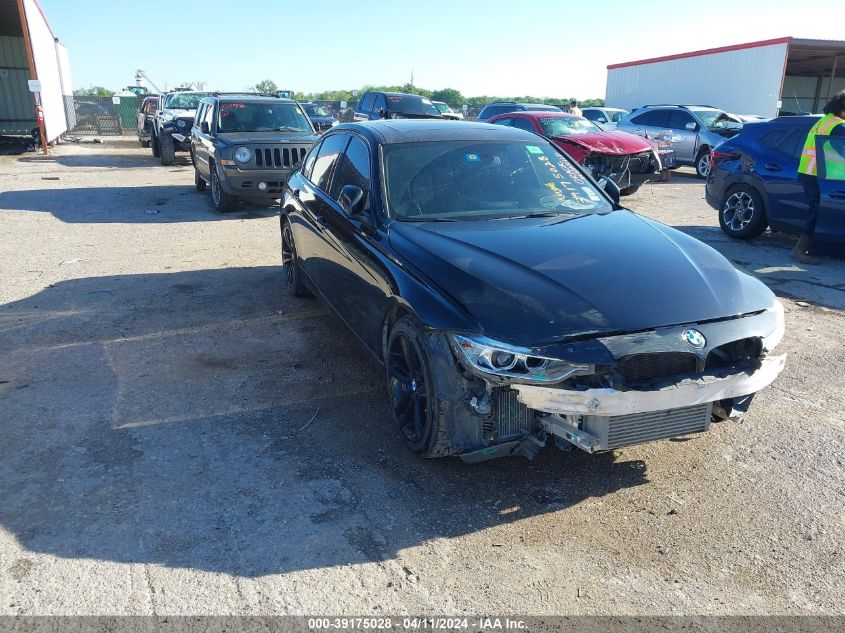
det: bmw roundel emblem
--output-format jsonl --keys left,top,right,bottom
{"left": 683, "top": 329, "right": 706, "bottom": 349}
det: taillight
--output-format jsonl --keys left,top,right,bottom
{"left": 711, "top": 149, "right": 739, "bottom": 166}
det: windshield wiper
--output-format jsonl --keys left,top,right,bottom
{"left": 398, "top": 217, "right": 461, "bottom": 222}
{"left": 274, "top": 126, "right": 304, "bottom": 131}
{"left": 487, "top": 211, "right": 561, "bottom": 220}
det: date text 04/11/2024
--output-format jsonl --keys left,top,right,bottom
{"left": 307, "top": 617, "right": 528, "bottom": 630}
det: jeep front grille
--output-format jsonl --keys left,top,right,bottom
{"left": 252, "top": 146, "right": 308, "bottom": 169}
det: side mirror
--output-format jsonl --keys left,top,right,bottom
{"left": 685, "top": 121, "right": 698, "bottom": 131}
{"left": 597, "top": 117, "right": 608, "bottom": 123}
{"left": 338, "top": 185, "right": 366, "bottom": 217}
{"left": 201, "top": 121, "right": 210, "bottom": 134}
{"left": 597, "top": 177, "right": 620, "bottom": 205}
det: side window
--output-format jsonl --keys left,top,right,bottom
{"left": 668, "top": 110, "right": 695, "bottom": 130}
{"left": 310, "top": 134, "right": 350, "bottom": 192}
{"left": 372, "top": 94, "right": 388, "bottom": 116}
{"left": 631, "top": 110, "right": 669, "bottom": 127}
{"left": 301, "top": 140, "right": 323, "bottom": 180}
{"left": 512, "top": 118, "right": 537, "bottom": 132}
{"left": 358, "top": 93, "right": 375, "bottom": 113}
{"left": 491, "top": 118, "right": 513, "bottom": 126}
{"left": 194, "top": 104, "right": 204, "bottom": 125}
{"left": 760, "top": 128, "right": 804, "bottom": 160}
{"left": 202, "top": 102, "right": 214, "bottom": 129}
{"left": 582, "top": 110, "right": 598, "bottom": 121}
{"left": 782, "top": 129, "right": 805, "bottom": 160}
{"left": 330, "top": 136, "right": 371, "bottom": 209}
{"left": 144, "top": 99, "right": 157, "bottom": 115}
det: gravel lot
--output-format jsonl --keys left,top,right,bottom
{"left": 1, "top": 140, "right": 843, "bottom": 616}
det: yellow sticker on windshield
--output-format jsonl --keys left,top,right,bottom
{"left": 526, "top": 145, "right": 544, "bottom": 154}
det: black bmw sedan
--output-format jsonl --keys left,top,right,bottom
{"left": 280, "top": 120, "right": 786, "bottom": 462}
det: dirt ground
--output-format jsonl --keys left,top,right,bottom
{"left": 1, "top": 140, "right": 843, "bottom": 616}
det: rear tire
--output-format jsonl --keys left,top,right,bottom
{"left": 139, "top": 138, "right": 150, "bottom": 148}
{"left": 620, "top": 185, "right": 640, "bottom": 196}
{"left": 695, "top": 148, "right": 712, "bottom": 179}
{"left": 159, "top": 133, "right": 175, "bottom": 166}
{"left": 281, "top": 219, "right": 309, "bottom": 297}
{"left": 718, "top": 184, "right": 767, "bottom": 240}
{"left": 151, "top": 133, "right": 160, "bottom": 158}
{"left": 210, "top": 163, "right": 236, "bottom": 212}
{"left": 194, "top": 167, "right": 207, "bottom": 192}
{"left": 386, "top": 317, "right": 451, "bottom": 458}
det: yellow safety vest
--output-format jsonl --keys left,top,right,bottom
{"left": 798, "top": 114, "right": 845, "bottom": 176}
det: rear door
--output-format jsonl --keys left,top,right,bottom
{"left": 667, "top": 110, "right": 698, "bottom": 164}
{"left": 754, "top": 125, "right": 808, "bottom": 231}
{"left": 815, "top": 135, "right": 845, "bottom": 253}
{"left": 625, "top": 109, "right": 670, "bottom": 142}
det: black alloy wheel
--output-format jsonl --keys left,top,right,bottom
{"left": 281, "top": 220, "right": 308, "bottom": 296}
{"left": 387, "top": 323, "right": 433, "bottom": 453}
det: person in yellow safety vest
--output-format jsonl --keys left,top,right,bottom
{"left": 793, "top": 90, "right": 845, "bottom": 264}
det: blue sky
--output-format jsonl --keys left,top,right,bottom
{"left": 40, "top": 0, "right": 836, "bottom": 98}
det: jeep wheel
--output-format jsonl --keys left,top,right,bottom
{"left": 159, "top": 134, "right": 176, "bottom": 166}
{"left": 194, "top": 167, "right": 207, "bottom": 192}
{"left": 695, "top": 148, "right": 712, "bottom": 179}
{"left": 620, "top": 185, "right": 640, "bottom": 196}
{"left": 210, "top": 163, "right": 236, "bottom": 212}
{"left": 139, "top": 138, "right": 150, "bottom": 148}
{"left": 151, "top": 134, "right": 160, "bottom": 158}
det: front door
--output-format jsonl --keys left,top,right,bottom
{"left": 815, "top": 135, "right": 845, "bottom": 255}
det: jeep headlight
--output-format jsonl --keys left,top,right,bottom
{"left": 234, "top": 147, "right": 251, "bottom": 164}
{"left": 763, "top": 300, "right": 785, "bottom": 350}
{"left": 451, "top": 334, "right": 593, "bottom": 384}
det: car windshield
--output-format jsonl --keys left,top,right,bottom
{"left": 163, "top": 92, "right": 210, "bottom": 109}
{"left": 217, "top": 102, "right": 312, "bottom": 132}
{"left": 304, "top": 104, "right": 330, "bottom": 117}
{"left": 434, "top": 103, "right": 452, "bottom": 114}
{"left": 538, "top": 116, "right": 601, "bottom": 137}
{"left": 384, "top": 140, "right": 612, "bottom": 221}
{"left": 611, "top": 110, "right": 628, "bottom": 122}
{"left": 694, "top": 109, "right": 731, "bottom": 128}
{"left": 389, "top": 95, "right": 441, "bottom": 116}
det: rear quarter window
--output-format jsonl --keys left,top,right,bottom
{"left": 631, "top": 110, "right": 670, "bottom": 127}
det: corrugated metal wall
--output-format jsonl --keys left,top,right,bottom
{"left": 0, "top": 35, "right": 34, "bottom": 135}
{"left": 606, "top": 42, "right": 789, "bottom": 118}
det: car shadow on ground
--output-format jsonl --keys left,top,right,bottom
{"left": 0, "top": 185, "right": 277, "bottom": 223}
{"left": 671, "top": 225, "right": 845, "bottom": 310}
{"left": 18, "top": 153, "right": 177, "bottom": 169}
{"left": 0, "top": 266, "right": 648, "bottom": 577}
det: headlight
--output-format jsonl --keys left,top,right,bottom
{"left": 763, "top": 300, "right": 785, "bottom": 350}
{"left": 234, "top": 147, "right": 251, "bottom": 164}
{"left": 451, "top": 334, "right": 593, "bottom": 384}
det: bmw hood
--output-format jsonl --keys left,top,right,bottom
{"left": 388, "top": 211, "right": 775, "bottom": 345}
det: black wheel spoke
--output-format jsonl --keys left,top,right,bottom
{"left": 387, "top": 327, "right": 432, "bottom": 448}
{"left": 413, "top": 398, "right": 424, "bottom": 437}
{"left": 388, "top": 364, "right": 411, "bottom": 383}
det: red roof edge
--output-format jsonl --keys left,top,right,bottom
{"left": 607, "top": 37, "right": 793, "bottom": 70}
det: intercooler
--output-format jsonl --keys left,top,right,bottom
{"left": 489, "top": 389, "right": 534, "bottom": 441}
{"left": 585, "top": 402, "right": 712, "bottom": 450}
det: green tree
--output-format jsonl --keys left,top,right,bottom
{"left": 430, "top": 88, "right": 464, "bottom": 105}
{"left": 73, "top": 86, "right": 114, "bottom": 97}
{"left": 253, "top": 79, "right": 279, "bottom": 95}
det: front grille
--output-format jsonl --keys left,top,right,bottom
{"left": 616, "top": 352, "right": 698, "bottom": 384}
{"left": 586, "top": 151, "right": 655, "bottom": 175}
{"left": 252, "top": 145, "right": 309, "bottom": 169}
{"left": 492, "top": 389, "right": 534, "bottom": 440}
{"left": 605, "top": 403, "right": 711, "bottom": 449}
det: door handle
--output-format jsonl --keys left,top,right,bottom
{"left": 764, "top": 163, "right": 782, "bottom": 171}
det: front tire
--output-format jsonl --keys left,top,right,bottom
{"left": 159, "top": 133, "right": 175, "bottom": 166}
{"left": 210, "top": 163, "right": 236, "bottom": 212}
{"left": 281, "top": 219, "right": 309, "bottom": 297}
{"left": 194, "top": 167, "right": 206, "bottom": 192}
{"left": 139, "top": 138, "right": 151, "bottom": 148}
{"left": 695, "top": 148, "right": 712, "bottom": 178}
{"left": 620, "top": 185, "right": 640, "bottom": 196}
{"left": 719, "top": 185, "right": 767, "bottom": 239}
{"left": 386, "top": 317, "right": 450, "bottom": 458}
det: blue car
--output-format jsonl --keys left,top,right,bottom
{"left": 705, "top": 115, "right": 845, "bottom": 253}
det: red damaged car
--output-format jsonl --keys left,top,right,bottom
{"left": 487, "top": 111, "right": 672, "bottom": 195}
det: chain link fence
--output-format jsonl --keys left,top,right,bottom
{"left": 63, "top": 95, "right": 140, "bottom": 136}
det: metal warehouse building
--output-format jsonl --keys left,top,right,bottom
{"left": 606, "top": 37, "right": 845, "bottom": 118}
{"left": 0, "top": 0, "right": 70, "bottom": 143}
